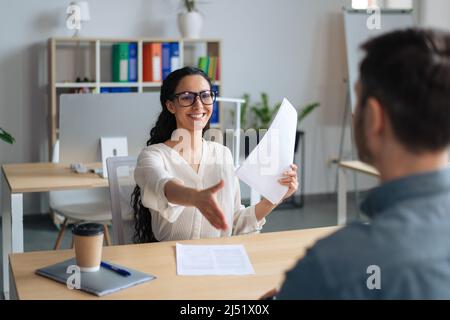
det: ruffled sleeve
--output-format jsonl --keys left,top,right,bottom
{"left": 134, "top": 146, "right": 185, "bottom": 223}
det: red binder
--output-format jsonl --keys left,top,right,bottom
{"left": 143, "top": 43, "right": 162, "bottom": 82}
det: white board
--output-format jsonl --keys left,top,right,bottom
{"left": 344, "top": 9, "right": 414, "bottom": 111}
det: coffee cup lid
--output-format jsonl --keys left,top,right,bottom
{"left": 72, "top": 223, "right": 104, "bottom": 236}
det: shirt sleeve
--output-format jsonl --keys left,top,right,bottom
{"left": 134, "top": 147, "right": 185, "bottom": 223}
{"left": 231, "top": 174, "right": 266, "bottom": 236}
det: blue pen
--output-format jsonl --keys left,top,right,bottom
{"left": 101, "top": 261, "right": 131, "bottom": 277}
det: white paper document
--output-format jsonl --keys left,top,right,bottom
{"left": 176, "top": 243, "right": 255, "bottom": 276}
{"left": 235, "top": 98, "right": 298, "bottom": 204}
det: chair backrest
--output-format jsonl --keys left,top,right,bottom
{"left": 106, "top": 156, "right": 138, "bottom": 245}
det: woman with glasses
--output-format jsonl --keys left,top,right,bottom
{"left": 132, "top": 67, "right": 298, "bottom": 243}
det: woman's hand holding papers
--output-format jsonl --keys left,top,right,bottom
{"left": 279, "top": 164, "right": 299, "bottom": 200}
{"left": 255, "top": 164, "right": 299, "bottom": 222}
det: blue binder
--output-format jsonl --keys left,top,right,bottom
{"left": 170, "top": 42, "right": 180, "bottom": 72}
{"left": 162, "top": 43, "right": 171, "bottom": 80}
{"left": 128, "top": 43, "right": 138, "bottom": 82}
{"left": 211, "top": 85, "right": 220, "bottom": 125}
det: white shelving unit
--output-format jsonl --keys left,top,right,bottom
{"left": 48, "top": 37, "right": 222, "bottom": 158}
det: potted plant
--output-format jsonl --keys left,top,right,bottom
{"left": 232, "top": 93, "right": 320, "bottom": 157}
{"left": 250, "top": 92, "right": 281, "bottom": 131}
{"left": 0, "top": 127, "right": 14, "bottom": 144}
{"left": 238, "top": 92, "right": 281, "bottom": 157}
{"left": 178, "top": 0, "right": 203, "bottom": 39}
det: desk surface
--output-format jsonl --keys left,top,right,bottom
{"left": 338, "top": 160, "right": 379, "bottom": 177}
{"left": 10, "top": 227, "right": 339, "bottom": 300}
{"left": 2, "top": 162, "right": 107, "bottom": 193}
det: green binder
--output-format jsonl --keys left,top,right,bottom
{"left": 198, "top": 56, "right": 209, "bottom": 74}
{"left": 112, "top": 43, "right": 129, "bottom": 82}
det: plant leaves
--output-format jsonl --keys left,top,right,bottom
{"left": 298, "top": 102, "right": 320, "bottom": 123}
{"left": 0, "top": 127, "right": 15, "bottom": 144}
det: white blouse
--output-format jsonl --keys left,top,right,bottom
{"left": 134, "top": 140, "right": 266, "bottom": 241}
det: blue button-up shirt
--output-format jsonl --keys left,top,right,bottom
{"left": 278, "top": 168, "right": 450, "bottom": 299}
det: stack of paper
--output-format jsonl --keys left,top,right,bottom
{"left": 236, "top": 98, "right": 298, "bottom": 204}
{"left": 176, "top": 243, "right": 255, "bottom": 276}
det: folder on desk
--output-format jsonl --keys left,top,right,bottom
{"left": 36, "top": 258, "right": 156, "bottom": 297}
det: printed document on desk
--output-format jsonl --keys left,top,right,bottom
{"left": 176, "top": 243, "right": 255, "bottom": 276}
{"left": 235, "top": 98, "right": 298, "bottom": 204}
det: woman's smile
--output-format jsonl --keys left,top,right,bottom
{"left": 187, "top": 112, "right": 206, "bottom": 120}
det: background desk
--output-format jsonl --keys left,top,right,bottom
{"left": 337, "top": 161, "right": 379, "bottom": 225}
{"left": 10, "top": 227, "right": 338, "bottom": 300}
{"left": 2, "top": 162, "right": 107, "bottom": 299}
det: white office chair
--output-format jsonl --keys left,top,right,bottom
{"left": 50, "top": 140, "right": 112, "bottom": 249}
{"left": 106, "top": 156, "right": 138, "bottom": 245}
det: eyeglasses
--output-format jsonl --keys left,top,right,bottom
{"left": 172, "top": 90, "right": 217, "bottom": 107}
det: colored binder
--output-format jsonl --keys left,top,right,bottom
{"left": 128, "top": 43, "right": 138, "bottom": 82}
{"left": 208, "top": 56, "right": 217, "bottom": 80}
{"left": 143, "top": 43, "right": 162, "bottom": 82}
{"left": 211, "top": 85, "right": 220, "bottom": 125}
{"left": 170, "top": 42, "right": 180, "bottom": 72}
{"left": 112, "top": 43, "right": 129, "bottom": 82}
{"left": 162, "top": 43, "right": 171, "bottom": 80}
{"left": 198, "top": 56, "right": 209, "bottom": 75}
{"left": 101, "top": 88, "right": 133, "bottom": 93}
{"left": 215, "top": 57, "right": 220, "bottom": 81}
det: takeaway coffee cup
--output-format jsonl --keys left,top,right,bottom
{"left": 72, "top": 223, "right": 104, "bottom": 272}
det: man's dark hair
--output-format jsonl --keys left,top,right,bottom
{"left": 359, "top": 29, "right": 450, "bottom": 152}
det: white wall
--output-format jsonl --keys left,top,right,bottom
{"left": 9, "top": 0, "right": 443, "bottom": 214}
{"left": 418, "top": 0, "right": 450, "bottom": 30}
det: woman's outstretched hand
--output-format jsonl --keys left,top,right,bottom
{"left": 193, "top": 180, "right": 228, "bottom": 230}
{"left": 279, "top": 164, "right": 299, "bottom": 200}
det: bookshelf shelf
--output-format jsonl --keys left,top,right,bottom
{"left": 48, "top": 37, "right": 222, "bottom": 158}
{"left": 100, "top": 82, "right": 139, "bottom": 87}
{"left": 55, "top": 82, "right": 97, "bottom": 88}
{"left": 142, "top": 82, "right": 162, "bottom": 87}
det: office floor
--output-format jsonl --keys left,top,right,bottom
{"left": 0, "top": 193, "right": 362, "bottom": 300}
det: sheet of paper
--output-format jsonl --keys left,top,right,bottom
{"left": 235, "top": 98, "right": 298, "bottom": 204}
{"left": 176, "top": 243, "right": 255, "bottom": 276}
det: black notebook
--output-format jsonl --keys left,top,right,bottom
{"left": 36, "top": 258, "right": 156, "bottom": 297}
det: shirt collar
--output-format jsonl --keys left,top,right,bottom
{"left": 361, "top": 168, "right": 450, "bottom": 218}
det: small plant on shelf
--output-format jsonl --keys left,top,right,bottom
{"left": 182, "top": 0, "right": 197, "bottom": 12}
{"left": 178, "top": 0, "right": 204, "bottom": 38}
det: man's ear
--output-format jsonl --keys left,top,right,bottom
{"left": 166, "top": 100, "right": 176, "bottom": 114}
{"left": 366, "top": 97, "right": 385, "bottom": 136}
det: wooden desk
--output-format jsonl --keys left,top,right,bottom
{"left": 337, "top": 161, "right": 379, "bottom": 225}
{"left": 10, "top": 227, "right": 339, "bottom": 300}
{"left": 2, "top": 162, "right": 107, "bottom": 299}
